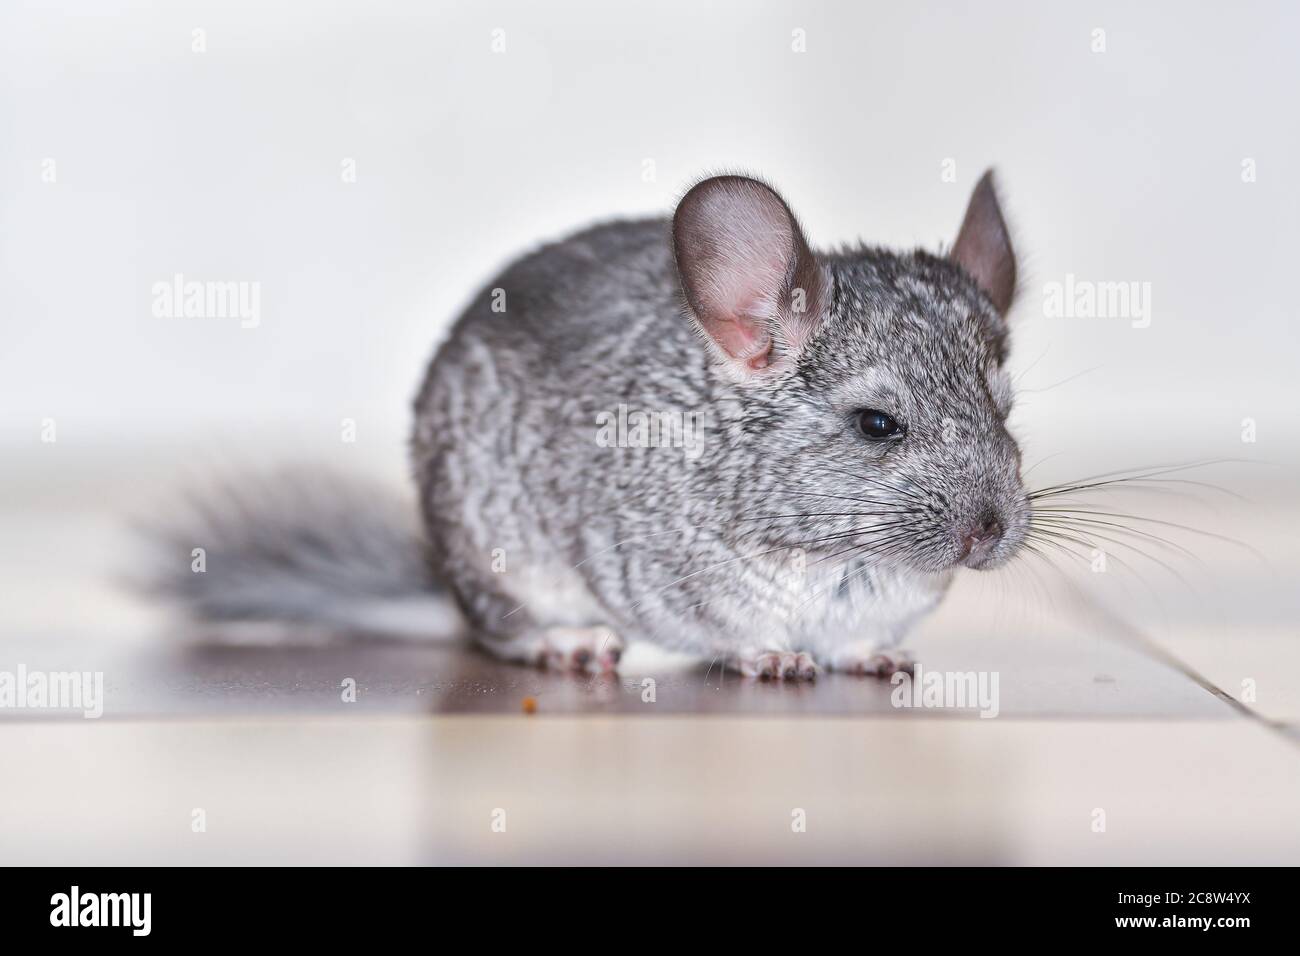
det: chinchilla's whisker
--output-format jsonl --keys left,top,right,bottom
{"left": 1020, "top": 451, "right": 1066, "bottom": 481}
{"left": 746, "top": 516, "right": 917, "bottom": 538}
{"left": 1025, "top": 526, "right": 1090, "bottom": 549}
{"left": 854, "top": 535, "right": 918, "bottom": 569}
{"left": 1032, "top": 513, "right": 1203, "bottom": 563}
{"left": 1027, "top": 460, "right": 1227, "bottom": 496}
{"left": 1020, "top": 537, "right": 1078, "bottom": 571}
{"left": 731, "top": 513, "right": 918, "bottom": 554}
{"left": 1033, "top": 519, "right": 1201, "bottom": 583}
{"left": 738, "top": 515, "right": 909, "bottom": 522}
{"left": 1015, "top": 539, "right": 1059, "bottom": 577}
{"left": 1011, "top": 543, "right": 1077, "bottom": 615}
{"left": 1026, "top": 526, "right": 1191, "bottom": 603}
{"left": 847, "top": 527, "right": 928, "bottom": 566}
{"left": 820, "top": 467, "right": 930, "bottom": 506}
{"left": 734, "top": 509, "right": 919, "bottom": 523}
{"left": 630, "top": 544, "right": 803, "bottom": 609}
{"left": 746, "top": 523, "right": 916, "bottom": 564}
{"left": 1022, "top": 529, "right": 1092, "bottom": 564}
{"left": 1032, "top": 525, "right": 1199, "bottom": 580}
{"left": 1015, "top": 539, "right": 1067, "bottom": 580}
{"left": 998, "top": 556, "right": 1028, "bottom": 624}
{"left": 780, "top": 489, "right": 923, "bottom": 509}
{"left": 1117, "top": 477, "right": 1251, "bottom": 501}
{"left": 1014, "top": 364, "right": 1103, "bottom": 395}
{"left": 569, "top": 527, "right": 695, "bottom": 568}
{"left": 702, "top": 653, "right": 723, "bottom": 685}
{"left": 1010, "top": 344, "right": 1051, "bottom": 385}
{"left": 1031, "top": 506, "right": 1262, "bottom": 557}
{"left": 829, "top": 521, "right": 922, "bottom": 554}
{"left": 804, "top": 527, "right": 917, "bottom": 571}
{"left": 1031, "top": 477, "right": 1247, "bottom": 504}
{"left": 1027, "top": 459, "right": 1245, "bottom": 500}
{"left": 1034, "top": 522, "right": 1206, "bottom": 574}
{"left": 789, "top": 524, "right": 919, "bottom": 566}
{"left": 1001, "top": 547, "right": 1057, "bottom": 619}
{"left": 1026, "top": 527, "right": 1174, "bottom": 588}
{"left": 740, "top": 502, "right": 920, "bottom": 517}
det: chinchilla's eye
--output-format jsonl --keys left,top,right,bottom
{"left": 856, "top": 409, "right": 904, "bottom": 440}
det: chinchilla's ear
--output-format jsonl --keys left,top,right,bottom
{"left": 672, "top": 175, "right": 828, "bottom": 379}
{"left": 951, "top": 170, "right": 1017, "bottom": 316}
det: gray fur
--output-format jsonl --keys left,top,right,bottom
{"left": 156, "top": 173, "right": 1029, "bottom": 672}
{"left": 143, "top": 470, "right": 459, "bottom": 642}
{"left": 411, "top": 173, "right": 1028, "bottom": 670}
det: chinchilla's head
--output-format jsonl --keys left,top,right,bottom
{"left": 672, "top": 171, "right": 1028, "bottom": 573}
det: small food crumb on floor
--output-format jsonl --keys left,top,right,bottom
{"left": 521, "top": 696, "right": 537, "bottom": 714}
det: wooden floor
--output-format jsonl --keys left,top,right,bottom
{"left": 2, "top": 474, "right": 1298, "bottom": 864}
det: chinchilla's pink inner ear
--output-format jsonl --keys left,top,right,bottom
{"left": 950, "top": 170, "right": 1017, "bottom": 316}
{"left": 672, "top": 175, "right": 828, "bottom": 377}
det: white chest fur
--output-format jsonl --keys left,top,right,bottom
{"left": 723, "top": 554, "right": 953, "bottom": 657}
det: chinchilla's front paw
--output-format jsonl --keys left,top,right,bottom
{"left": 736, "top": 650, "right": 819, "bottom": 682}
{"left": 830, "top": 644, "right": 914, "bottom": 678}
{"left": 535, "top": 626, "right": 624, "bottom": 674}
{"left": 479, "top": 625, "right": 624, "bottom": 674}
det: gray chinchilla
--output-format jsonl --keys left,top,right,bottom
{"left": 154, "top": 171, "right": 1028, "bottom": 680}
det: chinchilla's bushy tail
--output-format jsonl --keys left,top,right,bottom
{"left": 137, "top": 469, "right": 463, "bottom": 643}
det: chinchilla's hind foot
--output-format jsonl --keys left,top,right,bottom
{"left": 829, "top": 644, "right": 914, "bottom": 678}
{"left": 477, "top": 626, "right": 624, "bottom": 675}
{"left": 735, "top": 650, "right": 820, "bottom": 682}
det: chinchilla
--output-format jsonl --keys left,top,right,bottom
{"left": 152, "top": 171, "right": 1029, "bottom": 679}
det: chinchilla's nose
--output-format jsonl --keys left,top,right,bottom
{"left": 957, "top": 513, "right": 1003, "bottom": 566}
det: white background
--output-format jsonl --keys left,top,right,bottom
{"left": 2, "top": 0, "right": 1297, "bottom": 484}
